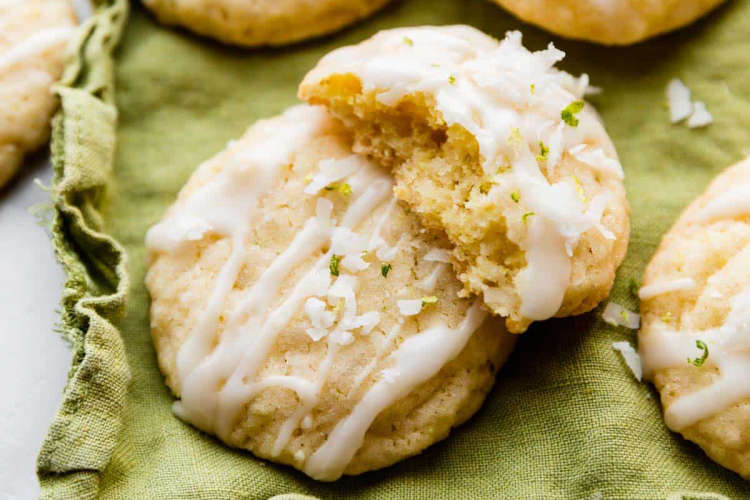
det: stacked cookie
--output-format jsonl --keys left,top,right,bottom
{"left": 140, "top": 0, "right": 726, "bottom": 47}
{"left": 3, "top": 0, "right": 726, "bottom": 187}
{"left": 0, "top": 0, "right": 77, "bottom": 189}
{"left": 145, "top": 26, "right": 631, "bottom": 480}
{"left": 639, "top": 157, "right": 750, "bottom": 479}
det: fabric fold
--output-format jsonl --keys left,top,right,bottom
{"left": 37, "top": 2, "right": 130, "bottom": 499}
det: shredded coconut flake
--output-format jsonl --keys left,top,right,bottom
{"left": 305, "top": 155, "right": 364, "bottom": 194}
{"left": 612, "top": 341, "right": 643, "bottom": 382}
{"left": 305, "top": 327, "right": 329, "bottom": 342}
{"left": 687, "top": 101, "right": 713, "bottom": 128}
{"left": 330, "top": 330, "right": 355, "bottom": 345}
{"left": 424, "top": 248, "right": 452, "bottom": 263}
{"left": 666, "top": 78, "right": 692, "bottom": 123}
{"left": 397, "top": 299, "right": 423, "bottom": 316}
{"left": 304, "top": 297, "right": 336, "bottom": 341}
{"left": 351, "top": 311, "right": 380, "bottom": 333}
{"left": 341, "top": 254, "right": 369, "bottom": 272}
{"left": 602, "top": 302, "right": 640, "bottom": 329}
{"left": 569, "top": 144, "right": 624, "bottom": 179}
{"left": 667, "top": 79, "right": 713, "bottom": 128}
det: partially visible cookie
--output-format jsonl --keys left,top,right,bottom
{"left": 489, "top": 0, "right": 725, "bottom": 45}
{"left": 639, "top": 157, "right": 750, "bottom": 479}
{"left": 145, "top": 105, "right": 516, "bottom": 481}
{"left": 141, "top": 0, "right": 392, "bottom": 47}
{"left": 0, "top": 0, "right": 77, "bottom": 188}
{"left": 299, "top": 26, "right": 630, "bottom": 333}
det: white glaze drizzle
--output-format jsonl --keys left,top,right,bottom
{"left": 302, "top": 27, "right": 622, "bottom": 322}
{"left": 420, "top": 263, "right": 447, "bottom": 293}
{"left": 694, "top": 184, "right": 750, "bottom": 222}
{"left": 147, "top": 105, "right": 489, "bottom": 480}
{"left": 638, "top": 278, "right": 696, "bottom": 300}
{"left": 640, "top": 289, "right": 750, "bottom": 430}
{"left": 346, "top": 320, "right": 404, "bottom": 399}
{"left": 303, "top": 301, "right": 486, "bottom": 480}
{"left": 180, "top": 172, "right": 392, "bottom": 440}
{"left": 637, "top": 175, "right": 750, "bottom": 429}
{"left": 0, "top": 26, "right": 74, "bottom": 74}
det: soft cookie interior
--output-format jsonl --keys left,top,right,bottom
{"left": 300, "top": 26, "right": 629, "bottom": 333}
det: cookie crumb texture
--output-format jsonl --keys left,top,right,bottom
{"left": 0, "top": 0, "right": 77, "bottom": 188}
{"left": 146, "top": 105, "right": 516, "bottom": 481}
{"left": 142, "top": 0, "right": 392, "bottom": 47}
{"left": 639, "top": 157, "right": 750, "bottom": 479}
{"left": 490, "top": 0, "right": 725, "bottom": 45}
{"left": 300, "top": 26, "right": 629, "bottom": 333}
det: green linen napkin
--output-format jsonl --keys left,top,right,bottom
{"left": 37, "top": 0, "right": 750, "bottom": 498}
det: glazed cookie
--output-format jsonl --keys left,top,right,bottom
{"left": 299, "top": 26, "right": 629, "bottom": 333}
{"left": 145, "top": 105, "right": 516, "bottom": 481}
{"left": 0, "top": 0, "right": 77, "bottom": 188}
{"left": 638, "top": 157, "right": 750, "bottom": 479}
{"left": 489, "top": 0, "right": 725, "bottom": 45}
{"left": 141, "top": 0, "right": 392, "bottom": 47}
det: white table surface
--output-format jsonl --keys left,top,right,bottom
{"left": 0, "top": 2, "right": 92, "bottom": 498}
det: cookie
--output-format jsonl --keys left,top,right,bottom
{"left": 145, "top": 105, "right": 516, "bottom": 481}
{"left": 638, "top": 156, "right": 750, "bottom": 479}
{"left": 141, "top": 0, "right": 392, "bottom": 47}
{"left": 489, "top": 0, "right": 725, "bottom": 45}
{"left": 0, "top": 0, "right": 77, "bottom": 188}
{"left": 299, "top": 26, "right": 630, "bottom": 333}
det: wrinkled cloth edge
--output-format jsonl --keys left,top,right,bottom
{"left": 36, "top": 1, "right": 130, "bottom": 499}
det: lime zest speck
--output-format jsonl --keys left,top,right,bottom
{"left": 421, "top": 296, "right": 438, "bottom": 306}
{"left": 324, "top": 183, "right": 352, "bottom": 195}
{"left": 536, "top": 141, "right": 549, "bottom": 163}
{"left": 381, "top": 263, "right": 392, "bottom": 277}
{"left": 561, "top": 100, "right": 585, "bottom": 127}
{"left": 329, "top": 254, "right": 341, "bottom": 276}
{"left": 573, "top": 175, "right": 587, "bottom": 202}
{"left": 688, "top": 340, "right": 708, "bottom": 367}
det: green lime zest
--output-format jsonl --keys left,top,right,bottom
{"left": 561, "top": 100, "right": 585, "bottom": 127}
{"left": 536, "top": 141, "right": 549, "bottom": 163}
{"left": 688, "top": 340, "right": 709, "bottom": 367}
{"left": 381, "top": 263, "right": 392, "bottom": 277}
{"left": 329, "top": 254, "right": 341, "bottom": 276}
{"left": 421, "top": 296, "right": 438, "bottom": 306}
{"left": 324, "top": 183, "right": 352, "bottom": 195}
